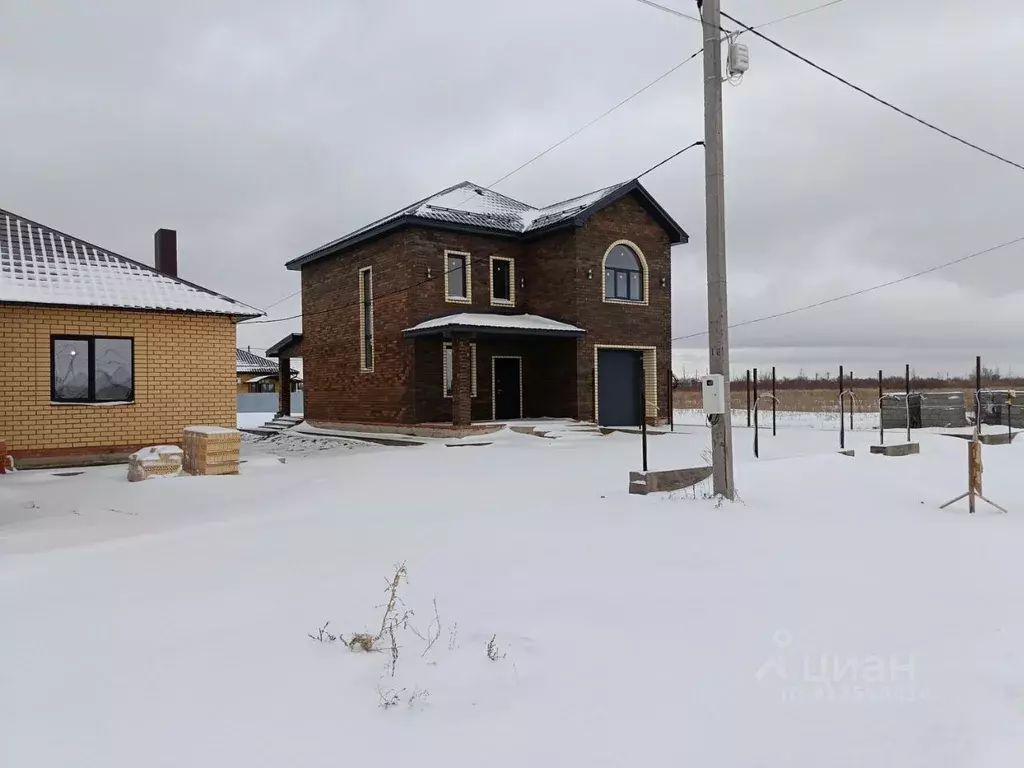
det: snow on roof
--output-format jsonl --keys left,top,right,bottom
{"left": 235, "top": 348, "right": 295, "bottom": 375}
{"left": 295, "top": 181, "right": 631, "bottom": 264}
{"left": 0, "top": 209, "right": 261, "bottom": 317}
{"left": 404, "top": 312, "right": 585, "bottom": 337}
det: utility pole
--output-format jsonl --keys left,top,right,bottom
{"left": 702, "top": 0, "right": 735, "bottom": 499}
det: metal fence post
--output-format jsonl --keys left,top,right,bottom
{"left": 839, "top": 364, "right": 845, "bottom": 450}
{"left": 746, "top": 369, "right": 751, "bottom": 428}
{"left": 772, "top": 366, "right": 777, "bottom": 437}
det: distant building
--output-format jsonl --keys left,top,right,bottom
{"left": 236, "top": 348, "right": 299, "bottom": 394}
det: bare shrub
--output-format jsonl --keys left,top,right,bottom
{"left": 308, "top": 621, "right": 338, "bottom": 643}
{"left": 486, "top": 634, "right": 505, "bottom": 661}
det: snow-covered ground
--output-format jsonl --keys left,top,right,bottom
{"left": 3, "top": 424, "right": 1024, "bottom": 766}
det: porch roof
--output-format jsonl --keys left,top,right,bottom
{"left": 403, "top": 312, "right": 585, "bottom": 338}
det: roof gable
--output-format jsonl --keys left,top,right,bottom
{"left": 0, "top": 208, "right": 261, "bottom": 318}
{"left": 287, "top": 179, "right": 688, "bottom": 269}
{"left": 236, "top": 347, "right": 296, "bottom": 375}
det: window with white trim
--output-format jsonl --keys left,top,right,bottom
{"left": 443, "top": 341, "right": 477, "bottom": 397}
{"left": 604, "top": 244, "right": 645, "bottom": 302}
{"left": 490, "top": 256, "right": 514, "bottom": 305}
{"left": 359, "top": 266, "right": 374, "bottom": 371}
{"left": 444, "top": 250, "right": 471, "bottom": 302}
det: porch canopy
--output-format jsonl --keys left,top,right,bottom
{"left": 402, "top": 312, "right": 584, "bottom": 339}
{"left": 265, "top": 333, "right": 303, "bottom": 416}
{"left": 404, "top": 313, "right": 584, "bottom": 427}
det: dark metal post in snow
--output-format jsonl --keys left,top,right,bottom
{"left": 1008, "top": 394, "right": 1013, "bottom": 442}
{"left": 667, "top": 367, "right": 674, "bottom": 433}
{"left": 905, "top": 363, "right": 912, "bottom": 443}
{"left": 639, "top": 361, "right": 648, "bottom": 472}
{"left": 839, "top": 365, "right": 845, "bottom": 450}
{"left": 976, "top": 355, "right": 983, "bottom": 434}
{"left": 746, "top": 369, "right": 751, "bottom": 427}
{"left": 753, "top": 368, "right": 758, "bottom": 426}
{"left": 849, "top": 369, "right": 855, "bottom": 430}
{"left": 878, "top": 369, "right": 884, "bottom": 445}
{"left": 772, "top": 366, "right": 777, "bottom": 437}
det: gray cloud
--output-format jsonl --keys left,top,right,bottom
{"left": 2, "top": 0, "right": 1022, "bottom": 376}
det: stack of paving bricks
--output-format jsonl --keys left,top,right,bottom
{"left": 127, "top": 445, "right": 184, "bottom": 482}
{"left": 183, "top": 426, "right": 241, "bottom": 476}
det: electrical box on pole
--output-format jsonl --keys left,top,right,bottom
{"left": 702, "top": 374, "right": 726, "bottom": 414}
{"left": 727, "top": 40, "right": 749, "bottom": 78}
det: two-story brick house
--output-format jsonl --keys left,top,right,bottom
{"left": 278, "top": 178, "right": 687, "bottom": 428}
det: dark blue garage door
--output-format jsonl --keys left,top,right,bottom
{"left": 597, "top": 349, "right": 643, "bottom": 426}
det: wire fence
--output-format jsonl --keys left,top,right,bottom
{"left": 672, "top": 359, "right": 1024, "bottom": 435}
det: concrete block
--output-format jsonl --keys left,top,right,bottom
{"left": 979, "top": 432, "right": 1016, "bottom": 446}
{"left": 629, "top": 466, "right": 713, "bottom": 495}
{"left": 870, "top": 443, "right": 920, "bottom": 457}
{"left": 127, "top": 445, "right": 184, "bottom": 482}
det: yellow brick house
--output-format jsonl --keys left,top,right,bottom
{"left": 0, "top": 208, "right": 260, "bottom": 467}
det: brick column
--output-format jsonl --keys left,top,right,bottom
{"left": 277, "top": 357, "right": 291, "bottom": 417}
{"left": 451, "top": 335, "right": 472, "bottom": 427}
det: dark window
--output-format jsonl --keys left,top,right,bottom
{"left": 52, "top": 336, "right": 134, "bottom": 403}
{"left": 248, "top": 380, "right": 276, "bottom": 393}
{"left": 446, "top": 252, "right": 468, "bottom": 299}
{"left": 604, "top": 244, "right": 644, "bottom": 302}
{"left": 491, "top": 258, "right": 512, "bottom": 302}
{"left": 360, "top": 267, "right": 373, "bottom": 370}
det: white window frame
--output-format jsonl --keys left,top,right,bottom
{"left": 443, "top": 249, "right": 472, "bottom": 304}
{"left": 600, "top": 240, "right": 650, "bottom": 306}
{"left": 443, "top": 341, "right": 477, "bottom": 398}
{"left": 489, "top": 255, "right": 516, "bottom": 306}
{"left": 358, "top": 266, "right": 374, "bottom": 372}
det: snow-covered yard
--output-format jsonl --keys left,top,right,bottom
{"left": 3, "top": 423, "right": 1024, "bottom": 766}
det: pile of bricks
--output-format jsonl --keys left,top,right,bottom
{"left": 127, "top": 445, "right": 184, "bottom": 482}
{"left": 183, "top": 426, "right": 241, "bottom": 476}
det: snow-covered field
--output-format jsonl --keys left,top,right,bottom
{"left": 3, "top": 423, "right": 1024, "bottom": 766}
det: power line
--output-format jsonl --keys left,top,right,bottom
{"left": 480, "top": 47, "right": 703, "bottom": 193}
{"left": 260, "top": 289, "right": 301, "bottom": 312}
{"left": 720, "top": 10, "right": 1024, "bottom": 174}
{"left": 750, "top": 0, "right": 852, "bottom": 29}
{"left": 242, "top": 142, "right": 703, "bottom": 327}
{"left": 672, "top": 233, "right": 1024, "bottom": 342}
{"left": 637, "top": 140, "right": 704, "bottom": 179}
{"left": 633, "top": 0, "right": 847, "bottom": 33}
{"left": 633, "top": 0, "right": 704, "bottom": 24}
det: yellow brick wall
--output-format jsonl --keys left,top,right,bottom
{"left": 0, "top": 305, "right": 236, "bottom": 455}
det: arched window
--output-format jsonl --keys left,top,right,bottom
{"left": 604, "top": 243, "right": 644, "bottom": 302}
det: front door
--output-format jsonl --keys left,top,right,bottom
{"left": 597, "top": 349, "right": 644, "bottom": 426}
{"left": 493, "top": 357, "right": 522, "bottom": 420}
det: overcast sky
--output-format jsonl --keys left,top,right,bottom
{"left": 3, "top": 0, "right": 1023, "bottom": 379}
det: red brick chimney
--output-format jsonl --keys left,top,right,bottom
{"left": 154, "top": 228, "right": 178, "bottom": 277}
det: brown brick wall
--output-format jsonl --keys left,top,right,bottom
{"left": 405, "top": 228, "right": 524, "bottom": 324}
{"left": 572, "top": 195, "right": 672, "bottom": 422}
{"left": 0, "top": 305, "right": 236, "bottom": 458}
{"left": 301, "top": 231, "right": 414, "bottom": 423}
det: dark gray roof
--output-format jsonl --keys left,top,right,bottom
{"left": 287, "top": 179, "right": 688, "bottom": 270}
{"left": 236, "top": 348, "right": 296, "bottom": 375}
